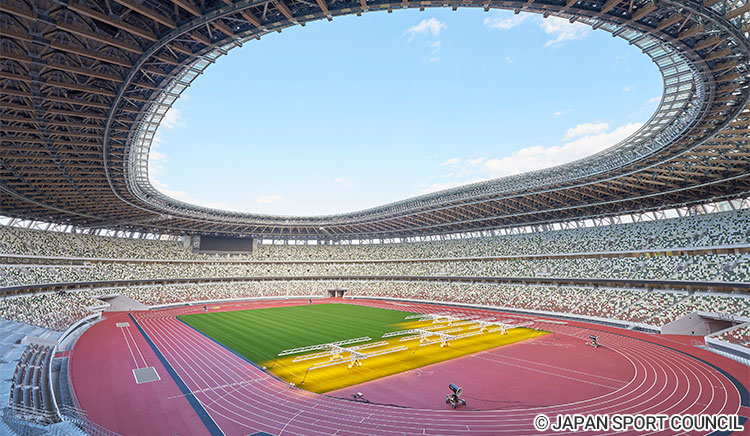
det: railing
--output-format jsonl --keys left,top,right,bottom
{"left": 1, "top": 404, "right": 123, "bottom": 436}
{"left": 1, "top": 405, "right": 60, "bottom": 435}
{"left": 58, "top": 405, "right": 122, "bottom": 436}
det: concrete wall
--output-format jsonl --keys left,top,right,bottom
{"left": 661, "top": 311, "right": 735, "bottom": 335}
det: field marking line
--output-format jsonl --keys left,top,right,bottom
{"left": 474, "top": 354, "right": 622, "bottom": 389}
{"left": 203, "top": 380, "right": 263, "bottom": 407}
{"left": 127, "top": 314, "right": 226, "bottom": 436}
{"left": 482, "top": 353, "right": 628, "bottom": 383}
{"left": 278, "top": 410, "right": 302, "bottom": 436}
{"left": 119, "top": 324, "right": 139, "bottom": 369}
{"left": 165, "top": 379, "right": 261, "bottom": 401}
{"left": 125, "top": 324, "right": 148, "bottom": 368}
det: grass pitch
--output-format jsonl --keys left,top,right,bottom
{"left": 179, "top": 303, "right": 547, "bottom": 393}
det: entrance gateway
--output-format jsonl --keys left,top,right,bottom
{"left": 327, "top": 289, "right": 347, "bottom": 298}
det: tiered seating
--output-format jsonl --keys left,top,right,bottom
{"left": 9, "top": 344, "right": 56, "bottom": 424}
{"left": 714, "top": 325, "right": 750, "bottom": 346}
{"left": 0, "top": 292, "right": 102, "bottom": 330}
{"left": 2, "top": 281, "right": 748, "bottom": 330}
{"left": 0, "top": 225, "right": 193, "bottom": 259}
{"left": 1, "top": 252, "right": 747, "bottom": 288}
{"left": 0, "top": 209, "right": 748, "bottom": 261}
{"left": 616, "top": 291, "right": 687, "bottom": 325}
{"left": 659, "top": 293, "right": 750, "bottom": 320}
{"left": 571, "top": 288, "right": 644, "bottom": 319}
{"left": 0, "top": 208, "right": 747, "bottom": 332}
{"left": 507, "top": 286, "right": 554, "bottom": 310}
{"left": 535, "top": 287, "right": 592, "bottom": 313}
{"left": 472, "top": 285, "right": 525, "bottom": 307}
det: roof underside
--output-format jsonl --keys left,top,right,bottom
{"left": 0, "top": 0, "right": 748, "bottom": 239}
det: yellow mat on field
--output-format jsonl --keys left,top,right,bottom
{"left": 263, "top": 320, "right": 549, "bottom": 393}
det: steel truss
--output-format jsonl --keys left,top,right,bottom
{"left": 0, "top": 0, "right": 748, "bottom": 239}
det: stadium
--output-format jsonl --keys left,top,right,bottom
{"left": 0, "top": 0, "right": 749, "bottom": 434}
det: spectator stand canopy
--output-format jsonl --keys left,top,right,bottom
{"left": 0, "top": 0, "right": 748, "bottom": 239}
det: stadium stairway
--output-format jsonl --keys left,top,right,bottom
{"left": 614, "top": 291, "right": 651, "bottom": 319}
{"left": 569, "top": 287, "right": 595, "bottom": 312}
{"left": 650, "top": 292, "right": 691, "bottom": 324}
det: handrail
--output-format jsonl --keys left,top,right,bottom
{"left": 58, "top": 405, "right": 123, "bottom": 436}
{"left": 48, "top": 342, "right": 62, "bottom": 424}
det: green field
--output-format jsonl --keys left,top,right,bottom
{"left": 178, "top": 303, "right": 413, "bottom": 363}
{"left": 179, "top": 302, "right": 547, "bottom": 392}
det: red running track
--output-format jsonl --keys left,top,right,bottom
{"left": 70, "top": 299, "right": 750, "bottom": 436}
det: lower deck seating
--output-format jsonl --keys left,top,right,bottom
{"left": 8, "top": 343, "right": 56, "bottom": 423}
{"left": 714, "top": 324, "right": 750, "bottom": 347}
{"left": 1, "top": 281, "right": 748, "bottom": 333}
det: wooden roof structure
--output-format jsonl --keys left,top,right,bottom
{"left": 1, "top": 0, "right": 748, "bottom": 239}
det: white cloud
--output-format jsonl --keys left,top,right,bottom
{"left": 485, "top": 13, "right": 591, "bottom": 48}
{"left": 147, "top": 108, "right": 197, "bottom": 205}
{"left": 148, "top": 148, "right": 167, "bottom": 178}
{"left": 160, "top": 107, "right": 185, "bottom": 130}
{"left": 256, "top": 194, "right": 284, "bottom": 204}
{"left": 333, "top": 177, "right": 352, "bottom": 188}
{"left": 405, "top": 18, "right": 446, "bottom": 40}
{"left": 505, "top": 56, "right": 514, "bottom": 64}
{"left": 623, "top": 86, "right": 632, "bottom": 93}
{"left": 483, "top": 13, "right": 530, "bottom": 30}
{"left": 427, "top": 56, "right": 440, "bottom": 63}
{"left": 430, "top": 41, "right": 441, "bottom": 54}
{"left": 563, "top": 122, "right": 610, "bottom": 140}
{"left": 439, "top": 157, "right": 460, "bottom": 167}
{"left": 467, "top": 157, "right": 486, "bottom": 166}
{"left": 418, "top": 181, "right": 462, "bottom": 194}
{"left": 482, "top": 122, "right": 642, "bottom": 178}
{"left": 148, "top": 107, "right": 186, "bottom": 178}
{"left": 147, "top": 104, "right": 233, "bottom": 211}
{"left": 646, "top": 96, "right": 661, "bottom": 105}
{"left": 539, "top": 16, "right": 590, "bottom": 47}
{"left": 417, "top": 178, "right": 488, "bottom": 195}
{"left": 150, "top": 177, "right": 230, "bottom": 210}
{"left": 553, "top": 109, "right": 570, "bottom": 117}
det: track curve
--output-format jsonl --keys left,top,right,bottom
{"left": 72, "top": 299, "right": 747, "bottom": 436}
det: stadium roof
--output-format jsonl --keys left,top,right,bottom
{"left": 0, "top": 0, "right": 748, "bottom": 240}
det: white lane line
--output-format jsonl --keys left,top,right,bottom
{"left": 278, "top": 410, "right": 302, "bottom": 436}
{"left": 119, "top": 325, "right": 139, "bottom": 369}
{"left": 474, "top": 354, "right": 622, "bottom": 389}
{"left": 125, "top": 325, "right": 148, "bottom": 368}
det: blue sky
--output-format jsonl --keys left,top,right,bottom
{"left": 150, "top": 8, "right": 662, "bottom": 216}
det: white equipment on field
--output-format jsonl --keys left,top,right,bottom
{"left": 383, "top": 327, "right": 458, "bottom": 348}
{"left": 466, "top": 318, "right": 535, "bottom": 335}
{"left": 277, "top": 336, "right": 408, "bottom": 380}
{"left": 405, "top": 313, "right": 480, "bottom": 326}
{"left": 390, "top": 313, "right": 537, "bottom": 348}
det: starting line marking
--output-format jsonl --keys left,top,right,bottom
{"left": 166, "top": 379, "right": 262, "bottom": 400}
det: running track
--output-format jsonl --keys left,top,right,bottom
{"left": 69, "top": 299, "right": 750, "bottom": 435}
